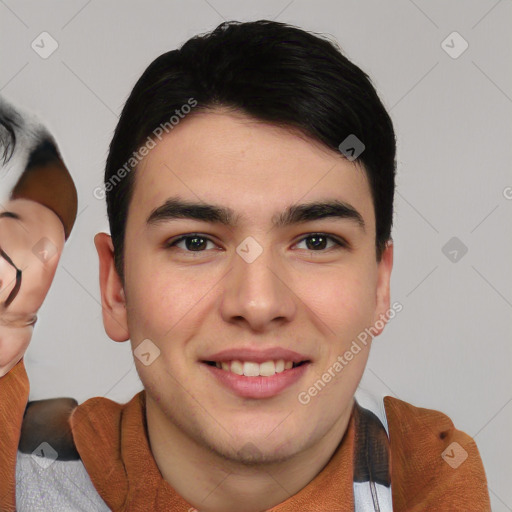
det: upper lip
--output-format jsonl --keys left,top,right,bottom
{"left": 202, "top": 347, "right": 311, "bottom": 364}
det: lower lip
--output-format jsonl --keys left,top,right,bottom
{"left": 202, "top": 362, "right": 310, "bottom": 399}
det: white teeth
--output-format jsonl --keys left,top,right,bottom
{"left": 259, "top": 360, "right": 275, "bottom": 376}
{"left": 243, "top": 361, "right": 260, "bottom": 377}
{"left": 213, "top": 359, "right": 302, "bottom": 376}
{"left": 230, "top": 360, "right": 244, "bottom": 375}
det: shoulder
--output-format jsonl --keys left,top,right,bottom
{"left": 16, "top": 397, "right": 111, "bottom": 511}
{"left": 19, "top": 397, "right": 80, "bottom": 460}
{"left": 16, "top": 452, "right": 111, "bottom": 511}
{"left": 383, "top": 396, "right": 491, "bottom": 511}
{"left": 19, "top": 395, "right": 127, "bottom": 458}
{"left": 383, "top": 395, "right": 482, "bottom": 455}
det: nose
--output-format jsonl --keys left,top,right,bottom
{"left": 219, "top": 240, "right": 297, "bottom": 332}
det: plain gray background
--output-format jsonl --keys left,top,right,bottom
{"left": 1, "top": 1, "right": 511, "bottom": 509}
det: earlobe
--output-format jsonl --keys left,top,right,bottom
{"left": 94, "top": 232, "right": 129, "bottom": 342}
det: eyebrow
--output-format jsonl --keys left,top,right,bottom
{"left": 146, "top": 196, "right": 365, "bottom": 231}
{"left": 0, "top": 211, "right": 21, "bottom": 220}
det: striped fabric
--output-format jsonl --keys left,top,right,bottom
{"left": 353, "top": 388, "right": 393, "bottom": 512}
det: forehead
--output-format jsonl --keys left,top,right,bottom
{"left": 127, "top": 111, "right": 374, "bottom": 231}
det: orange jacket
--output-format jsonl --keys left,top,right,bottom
{"left": 0, "top": 359, "right": 491, "bottom": 511}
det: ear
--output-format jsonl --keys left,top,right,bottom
{"left": 94, "top": 232, "right": 129, "bottom": 342}
{"left": 372, "top": 240, "right": 394, "bottom": 336}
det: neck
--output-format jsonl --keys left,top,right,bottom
{"left": 146, "top": 395, "right": 354, "bottom": 512}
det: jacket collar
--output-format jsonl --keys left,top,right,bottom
{"left": 70, "top": 390, "right": 356, "bottom": 511}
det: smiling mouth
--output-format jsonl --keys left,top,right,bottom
{"left": 202, "top": 359, "right": 309, "bottom": 377}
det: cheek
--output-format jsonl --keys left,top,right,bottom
{"left": 125, "top": 262, "right": 208, "bottom": 355}
{"left": 303, "top": 265, "right": 377, "bottom": 337}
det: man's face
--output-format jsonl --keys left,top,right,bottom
{"left": 98, "top": 109, "right": 392, "bottom": 463}
{"left": 0, "top": 199, "right": 65, "bottom": 376}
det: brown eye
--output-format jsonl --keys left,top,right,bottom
{"left": 295, "top": 233, "right": 347, "bottom": 251}
{"left": 164, "top": 234, "right": 216, "bottom": 252}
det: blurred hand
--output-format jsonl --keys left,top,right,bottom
{"left": 0, "top": 198, "right": 65, "bottom": 377}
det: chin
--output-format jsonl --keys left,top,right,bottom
{"left": 215, "top": 437, "right": 302, "bottom": 466}
{"left": 212, "top": 423, "right": 307, "bottom": 463}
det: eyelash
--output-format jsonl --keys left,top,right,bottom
{"left": 164, "top": 232, "right": 348, "bottom": 253}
